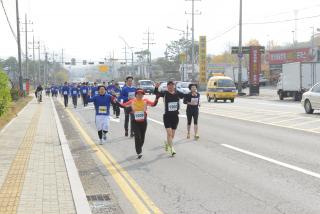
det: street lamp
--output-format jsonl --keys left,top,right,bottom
{"left": 292, "top": 30, "right": 295, "bottom": 46}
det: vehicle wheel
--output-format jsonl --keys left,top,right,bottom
{"left": 279, "top": 91, "right": 284, "bottom": 100}
{"left": 207, "top": 96, "right": 211, "bottom": 102}
{"left": 214, "top": 96, "right": 218, "bottom": 103}
{"left": 231, "top": 99, "right": 234, "bottom": 103}
{"left": 304, "top": 100, "right": 314, "bottom": 114}
{"left": 223, "top": 99, "right": 227, "bottom": 103}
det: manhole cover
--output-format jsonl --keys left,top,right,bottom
{"left": 87, "top": 194, "right": 111, "bottom": 202}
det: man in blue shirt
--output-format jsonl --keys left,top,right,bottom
{"left": 88, "top": 85, "right": 114, "bottom": 144}
{"left": 62, "top": 82, "right": 70, "bottom": 108}
{"left": 71, "top": 84, "right": 80, "bottom": 108}
{"left": 120, "top": 76, "right": 136, "bottom": 137}
{"left": 91, "top": 82, "right": 99, "bottom": 98}
{"left": 80, "top": 82, "right": 89, "bottom": 107}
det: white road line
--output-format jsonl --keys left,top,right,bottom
{"left": 179, "top": 115, "right": 187, "bottom": 118}
{"left": 290, "top": 119, "right": 320, "bottom": 127}
{"left": 148, "top": 117, "right": 164, "bottom": 126}
{"left": 221, "top": 144, "right": 320, "bottom": 179}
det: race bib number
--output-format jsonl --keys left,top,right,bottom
{"left": 63, "top": 91, "right": 68, "bottom": 95}
{"left": 168, "top": 102, "right": 178, "bottom": 111}
{"left": 190, "top": 98, "right": 199, "bottom": 105}
{"left": 82, "top": 89, "right": 87, "bottom": 93}
{"left": 73, "top": 91, "right": 77, "bottom": 95}
{"left": 134, "top": 111, "right": 145, "bottom": 121}
{"left": 115, "top": 92, "right": 120, "bottom": 97}
{"left": 98, "top": 106, "right": 107, "bottom": 114}
{"left": 128, "top": 92, "right": 135, "bottom": 99}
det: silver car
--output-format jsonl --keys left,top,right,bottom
{"left": 301, "top": 82, "right": 320, "bottom": 114}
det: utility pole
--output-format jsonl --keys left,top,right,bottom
{"left": 237, "top": 0, "right": 243, "bottom": 94}
{"left": 185, "top": 0, "right": 201, "bottom": 82}
{"left": 15, "top": 0, "right": 23, "bottom": 91}
{"left": 21, "top": 14, "right": 33, "bottom": 80}
{"left": 61, "top": 49, "right": 64, "bottom": 65}
{"left": 143, "top": 28, "right": 155, "bottom": 79}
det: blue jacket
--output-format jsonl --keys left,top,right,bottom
{"left": 120, "top": 86, "right": 136, "bottom": 102}
{"left": 71, "top": 87, "right": 79, "bottom": 97}
{"left": 88, "top": 93, "right": 112, "bottom": 116}
{"left": 80, "top": 86, "right": 89, "bottom": 95}
{"left": 62, "top": 86, "right": 70, "bottom": 96}
{"left": 106, "top": 85, "right": 116, "bottom": 94}
{"left": 91, "top": 86, "right": 99, "bottom": 97}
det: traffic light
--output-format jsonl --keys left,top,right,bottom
{"left": 99, "top": 62, "right": 105, "bottom": 65}
{"left": 65, "top": 62, "right": 71, "bottom": 65}
{"left": 88, "top": 62, "right": 94, "bottom": 65}
{"left": 83, "top": 60, "right": 87, "bottom": 65}
{"left": 71, "top": 58, "right": 76, "bottom": 65}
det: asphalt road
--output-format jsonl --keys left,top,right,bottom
{"left": 57, "top": 94, "right": 320, "bottom": 214}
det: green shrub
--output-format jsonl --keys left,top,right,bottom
{"left": 0, "top": 71, "right": 11, "bottom": 116}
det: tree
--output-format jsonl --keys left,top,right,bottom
{"left": 246, "top": 39, "right": 261, "bottom": 46}
{"left": 166, "top": 38, "right": 199, "bottom": 63}
{"left": 211, "top": 51, "right": 238, "bottom": 64}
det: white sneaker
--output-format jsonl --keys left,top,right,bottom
{"left": 99, "top": 139, "right": 103, "bottom": 145}
{"left": 103, "top": 133, "right": 107, "bottom": 141}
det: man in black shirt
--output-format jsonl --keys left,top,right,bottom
{"left": 155, "top": 81, "right": 185, "bottom": 156}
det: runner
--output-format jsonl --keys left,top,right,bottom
{"left": 71, "top": 84, "right": 80, "bottom": 108}
{"left": 115, "top": 88, "right": 159, "bottom": 159}
{"left": 184, "top": 84, "right": 200, "bottom": 140}
{"left": 62, "top": 82, "right": 70, "bottom": 108}
{"left": 45, "top": 87, "right": 50, "bottom": 96}
{"left": 91, "top": 82, "right": 99, "bottom": 98}
{"left": 35, "top": 84, "right": 43, "bottom": 102}
{"left": 88, "top": 85, "right": 114, "bottom": 145}
{"left": 80, "top": 82, "right": 89, "bottom": 107}
{"left": 120, "top": 76, "right": 136, "bottom": 137}
{"left": 155, "top": 81, "right": 185, "bottom": 156}
{"left": 106, "top": 80, "right": 118, "bottom": 117}
{"left": 112, "top": 83, "right": 122, "bottom": 118}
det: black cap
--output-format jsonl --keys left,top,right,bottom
{"left": 167, "top": 81, "right": 175, "bottom": 85}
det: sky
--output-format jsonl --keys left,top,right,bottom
{"left": 1, "top": 0, "right": 320, "bottom": 62}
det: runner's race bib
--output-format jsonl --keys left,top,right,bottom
{"left": 98, "top": 106, "right": 107, "bottom": 114}
{"left": 128, "top": 92, "right": 135, "bottom": 99}
{"left": 83, "top": 89, "right": 87, "bottom": 93}
{"left": 115, "top": 92, "right": 120, "bottom": 97}
{"left": 134, "top": 111, "right": 145, "bottom": 121}
{"left": 63, "top": 91, "right": 68, "bottom": 95}
{"left": 190, "top": 98, "right": 199, "bottom": 105}
{"left": 168, "top": 102, "right": 178, "bottom": 111}
{"left": 73, "top": 91, "right": 77, "bottom": 95}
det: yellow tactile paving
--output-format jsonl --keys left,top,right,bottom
{"left": 0, "top": 105, "right": 41, "bottom": 214}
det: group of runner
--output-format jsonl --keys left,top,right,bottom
{"left": 42, "top": 77, "right": 201, "bottom": 159}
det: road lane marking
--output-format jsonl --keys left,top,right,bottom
{"left": 221, "top": 144, "right": 320, "bottom": 179}
{"left": 60, "top": 100, "right": 162, "bottom": 214}
{"left": 0, "top": 103, "right": 41, "bottom": 213}
{"left": 148, "top": 117, "right": 164, "bottom": 126}
{"left": 290, "top": 118, "right": 320, "bottom": 128}
{"left": 199, "top": 109, "right": 320, "bottom": 135}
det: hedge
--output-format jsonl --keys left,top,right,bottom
{"left": 0, "top": 71, "right": 11, "bottom": 116}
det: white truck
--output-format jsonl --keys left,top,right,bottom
{"left": 224, "top": 67, "right": 248, "bottom": 88}
{"left": 277, "top": 62, "right": 320, "bottom": 101}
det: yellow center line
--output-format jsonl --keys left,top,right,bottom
{"left": 59, "top": 100, "right": 162, "bottom": 214}
{"left": 0, "top": 104, "right": 41, "bottom": 214}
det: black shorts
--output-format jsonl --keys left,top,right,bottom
{"left": 163, "top": 114, "right": 179, "bottom": 130}
{"left": 187, "top": 108, "right": 199, "bottom": 125}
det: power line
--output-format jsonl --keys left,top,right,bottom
{"left": 0, "top": 0, "right": 18, "bottom": 42}
{"left": 207, "top": 13, "right": 320, "bottom": 43}
{"left": 207, "top": 24, "right": 238, "bottom": 42}
{"left": 244, "top": 14, "right": 320, "bottom": 25}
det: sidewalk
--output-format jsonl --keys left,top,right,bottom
{"left": 0, "top": 96, "right": 77, "bottom": 214}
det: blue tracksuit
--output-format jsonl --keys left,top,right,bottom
{"left": 88, "top": 93, "right": 112, "bottom": 116}
{"left": 71, "top": 87, "right": 79, "bottom": 97}
{"left": 80, "top": 86, "right": 89, "bottom": 95}
{"left": 62, "top": 86, "right": 70, "bottom": 96}
{"left": 91, "top": 86, "right": 99, "bottom": 97}
{"left": 120, "top": 86, "right": 136, "bottom": 102}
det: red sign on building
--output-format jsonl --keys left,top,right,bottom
{"left": 268, "top": 48, "right": 314, "bottom": 64}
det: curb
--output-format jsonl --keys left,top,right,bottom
{"left": 50, "top": 97, "right": 92, "bottom": 214}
